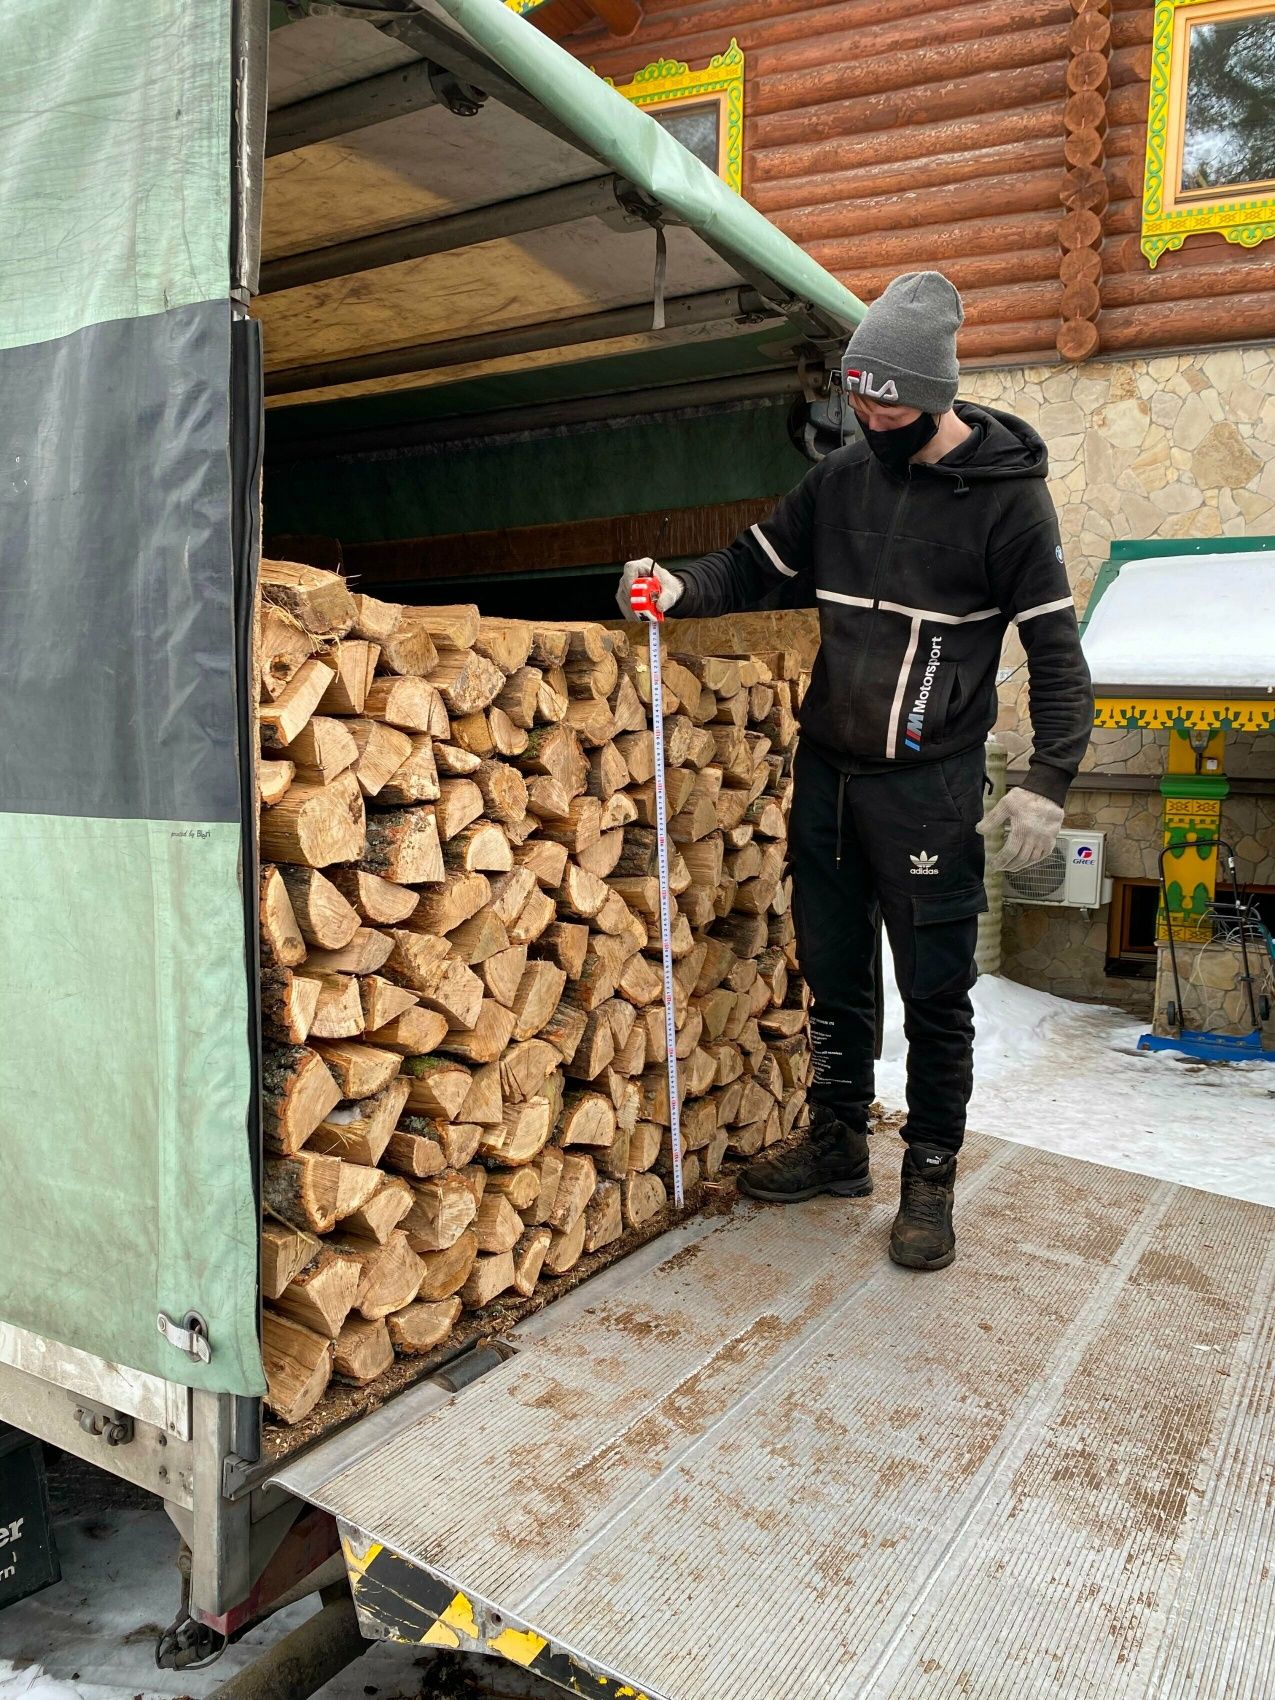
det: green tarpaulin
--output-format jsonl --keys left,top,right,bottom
{"left": 0, "top": 1, "right": 262, "bottom": 1395}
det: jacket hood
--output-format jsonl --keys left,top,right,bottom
{"left": 933, "top": 402, "right": 1050, "bottom": 484}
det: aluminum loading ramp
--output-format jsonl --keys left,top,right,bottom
{"left": 275, "top": 1134, "right": 1275, "bottom": 1699}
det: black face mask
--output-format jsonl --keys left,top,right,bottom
{"left": 858, "top": 411, "right": 938, "bottom": 474}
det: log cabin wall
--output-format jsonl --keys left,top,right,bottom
{"left": 564, "top": 0, "right": 1275, "bottom": 1014}
{"left": 568, "top": 0, "right": 1275, "bottom": 361}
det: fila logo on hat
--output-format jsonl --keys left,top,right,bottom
{"left": 844, "top": 368, "right": 900, "bottom": 402}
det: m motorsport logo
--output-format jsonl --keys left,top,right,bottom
{"left": 905, "top": 634, "right": 943, "bottom": 751}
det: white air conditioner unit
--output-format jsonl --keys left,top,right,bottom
{"left": 1002, "top": 828, "right": 1107, "bottom": 908}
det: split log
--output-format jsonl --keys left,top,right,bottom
{"left": 389, "top": 1296, "right": 462, "bottom": 1353}
{"left": 334, "top": 1315, "right": 394, "bottom": 1386}
{"left": 499, "top": 1038, "right": 559, "bottom": 1102}
{"left": 259, "top": 761, "right": 295, "bottom": 807}
{"left": 359, "top": 975, "right": 418, "bottom": 1032}
{"left": 262, "top": 965, "right": 322, "bottom": 1045}
{"left": 461, "top": 1252, "right": 515, "bottom": 1309}
{"left": 475, "top": 1192, "right": 525, "bottom": 1255}
{"left": 260, "top": 560, "right": 355, "bottom": 638}
{"left": 363, "top": 675, "right": 448, "bottom": 735}
{"left": 313, "top": 1040, "right": 402, "bottom": 1100}
{"left": 260, "top": 605, "right": 319, "bottom": 700}
{"left": 353, "top": 1231, "right": 423, "bottom": 1320}
{"left": 435, "top": 742, "right": 482, "bottom": 776}
{"left": 512, "top": 1227, "right": 552, "bottom": 1296}
{"left": 306, "top": 929, "right": 393, "bottom": 976}
{"left": 351, "top": 592, "right": 404, "bottom": 644}
{"left": 410, "top": 870, "right": 490, "bottom": 935}
{"left": 403, "top": 1174, "right": 479, "bottom": 1253}
{"left": 447, "top": 910, "right": 510, "bottom": 967}
{"left": 479, "top": 1095, "right": 554, "bottom": 1165}
{"left": 264, "top": 1152, "right": 342, "bottom": 1234}
{"left": 494, "top": 664, "right": 541, "bottom": 728}
{"left": 548, "top": 1153, "right": 596, "bottom": 1232}
{"left": 622, "top": 1171, "right": 667, "bottom": 1229}
{"left": 415, "top": 1230, "right": 479, "bottom": 1302}
{"left": 430, "top": 650, "right": 505, "bottom": 715}
{"left": 317, "top": 640, "right": 379, "bottom": 716}
{"left": 260, "top": 659, "right": 338, "bottom": 754}
{"left": 443, "top": 999, "right": 517, "bottom": 1064}
{"left": 366, "top": 1005, "right": 449, "bottom": 1057}
{"left": 301, "top": 972, "right": 365, "bottom": 1040}
{"left": 262, "top": 1222, "right": 321, "bottom": 1302}
{"left": 260, "top": 772, "right": 365, "bottom": 869}
{"left": 280, "top": 869, "right": 360, "bottom": 950}
{"left": 262, "top": 1311, "right": 332, "bottom": 1425}
{"left": 583, "top": 1179, "right": 623, "bottom": 1253}
{"left": 379, "top": 610, "right": 440, "bottom": 679}
{"left": 329, "top": 867, "right": 420, "bottom": 927}
{"left": 542, "top": 1211, "right": 586, "bottom": 1277}
{"left": 274, "top": 1248, "right": 362, "bottom": 1339}
{"left": 360, "top": 808, "right": 443, "bottom": 885}
{"left": 487, "top": 866, "right": 536, "bottom": 927}
{"left": 401, "top": 1056, "right": 473, "bottom": 1121}
{"left": 481, "top": 942, "right": 530, "bottom": 1008}
{"left": 377, "top": 735, "right": 440, "bottom": 806}
{"left": 518, "top": 725, "right": 588, "bottom": 794}
{"left": 560, "top": 1090, "right": 617, "bottom": 1148}
{"left": 459, "top": 1062, "right": 504, "bottom": 1127}
{"left": 444, "top": 821, "right": 513, "bottom": 874}
{"left": 309, "top": 1077, "right": 411, "bottom": 1168}
{"left": 435, "top": 778, "right": 484, "bottom": 842}
{"left": 514, "top": 839, "right": 569, "bottom": 890}
{"left": 508, "top": 885, "right": 555, "bottom": 947}
{"left": 263, "top": 1044, "right": 343, "bottom": 1155}
{"left": 512, "top": 960, "right": 568, "bottom": 1039}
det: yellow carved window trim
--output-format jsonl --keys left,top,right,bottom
{"left": 1142, "top": 0, "right": 1275, "bottom": 265}
{"left": 602, "top": 43, "right": 745, "bottom": 193}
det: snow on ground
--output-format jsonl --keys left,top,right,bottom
{"left": 2, "top": 972, "right": 1272, "bottom": 1698}
{"left": 877, "top": 955, "right": 1275, "bottom": 1207}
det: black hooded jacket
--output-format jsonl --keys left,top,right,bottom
{"left": 671, "top": 402, "right": 1093, "bottom": 807}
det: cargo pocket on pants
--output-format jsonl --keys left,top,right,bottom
{"left": 910, "top": 884, "right": 988, "bottom": 999}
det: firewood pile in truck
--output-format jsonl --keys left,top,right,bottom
{"left": 254, "top": 560, "right": 811, "bottom": 1425}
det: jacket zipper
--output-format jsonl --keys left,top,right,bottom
{"left": 844, "top": 471, "right": 910, "bottom": 754}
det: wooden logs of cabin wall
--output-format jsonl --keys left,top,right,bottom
{"left": 1058, "top": 0, "right": 1112, "bottom": 361}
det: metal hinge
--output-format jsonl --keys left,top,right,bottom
{"left": 74, "top": 1398, "right": 134, "bottom": 1447}
{"left": 157, "top": 1311, "right": 211, "bottom": 1365}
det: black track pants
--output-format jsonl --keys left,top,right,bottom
{"left": 790, "top": 739, "right": 988, "bottom": 1154}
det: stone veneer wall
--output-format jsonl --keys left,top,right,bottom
{"left": 673, "top": 346, "right": 1275, "bottom": 1011}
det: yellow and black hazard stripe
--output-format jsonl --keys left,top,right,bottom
{"left": 342, "top": 1530, "right": 656, "bottom": 1699}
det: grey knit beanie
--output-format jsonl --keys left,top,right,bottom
{"left": 842, "top": 271, "right": 963, "bottom": 413}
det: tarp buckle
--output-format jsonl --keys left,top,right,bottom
{"left": 157, "top": 1311, "right": 212, "bottom": 1365}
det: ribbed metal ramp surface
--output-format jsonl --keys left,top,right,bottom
{"left": 277, "top": 1134, "right": 1275, "bottom": 1699}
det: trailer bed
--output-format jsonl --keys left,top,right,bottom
{"left": 276, "top": 1131, "right": 1275, "bottom": 1698}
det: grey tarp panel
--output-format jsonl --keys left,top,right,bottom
{"left": 0, "top": 2, "right": 263, "bottom": 1394}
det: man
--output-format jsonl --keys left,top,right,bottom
{"left": 618, "top": 271, "right": 1093, "bottom": 1272}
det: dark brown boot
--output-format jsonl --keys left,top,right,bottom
{"left": 740, "top": 1104, "right": 872, "bottom": 1203}
{"left": 889, "top": 1144, "right": 956, "bottom": 1270}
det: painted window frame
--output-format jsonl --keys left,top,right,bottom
{"left": 1142, "top": 0, "right": 1275, "bottom": 265}
{"left": 602, "top": 42, "right": 745, "bottom": 194}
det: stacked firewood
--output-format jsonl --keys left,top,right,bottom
{"left": 255, "top": 561, "right": 810, "bottom": 1424}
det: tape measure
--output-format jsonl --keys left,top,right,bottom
{"left": 630, "top": 573, "right": 685, "bottom": 1210}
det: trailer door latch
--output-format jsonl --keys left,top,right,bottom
{"left": 157, "top": 1312, "right": 211, "bottom": 1365}
{"left": 74, "top": 1399, "right": 134, "bottom": 1446}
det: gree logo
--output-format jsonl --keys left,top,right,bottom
{"left": 844, "top": 368, "right": 900, "bottom": 402}
{"left": 910, "top": 851, "right": 940, "bottom": 876}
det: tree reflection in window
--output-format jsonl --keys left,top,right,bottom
{"left": 1181, "top": 11, "right": 1275, "bottom": 194}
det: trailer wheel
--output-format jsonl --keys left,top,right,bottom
{"left": 1259, "top": 995, "right": 1271, "bottom": 1022}
{"left": 1166, "top": 1001, "right": 1178, "bottom": 1029}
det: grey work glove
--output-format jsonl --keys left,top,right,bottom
{"left": 978, "top": 787, "right": 1064, "bottom": 874}
{"left": 616, "top": 557, "right": 684, "bottom": 619}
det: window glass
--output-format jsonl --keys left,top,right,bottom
{"left": 1181, "top": 11, "right": 1275, "bottom": 193}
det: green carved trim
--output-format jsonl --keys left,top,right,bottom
{"left": 1141, "top": 0, "right": 1275, "bottom": 266}
{"left": 1159, "top": 773, "right": 1231, "bottom": 799}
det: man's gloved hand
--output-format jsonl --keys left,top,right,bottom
{"left": 977, "top": 787, "right": 1064, "bottom": 873}
{"left": 616, "top": 557, "right": 683, "bottom": 619}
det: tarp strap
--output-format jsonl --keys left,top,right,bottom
{"left": 652, "top": 223, "right": 668, "bottom": 333}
